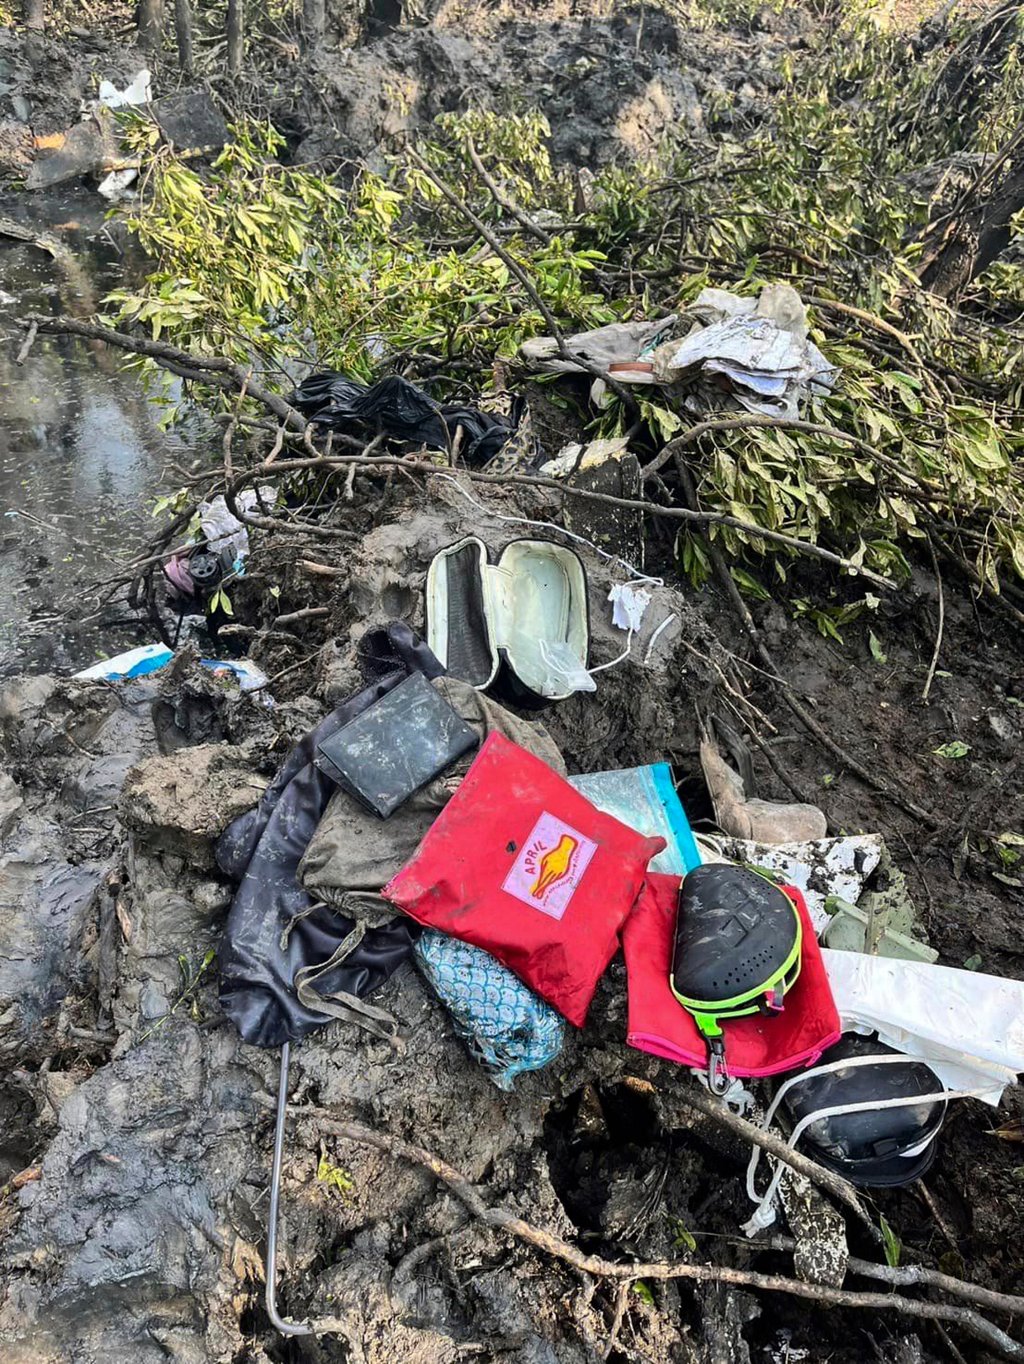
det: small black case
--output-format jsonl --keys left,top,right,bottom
{"left": 313, "top": 672, "right": 478, "bottom": 818}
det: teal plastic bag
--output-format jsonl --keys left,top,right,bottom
{"left": 414, "top": 931, "right": 564, "bottom": 1090}
{"left": 569, "top": 762, "right": 701, "bottom": 876}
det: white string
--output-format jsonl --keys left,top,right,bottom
{"left": 643, "top": 611, "right": 677, "bottom": 664}
{"left": 588, "top": 629, "right": 634, "bottom": 674}
{"left": 741, "top": 1053, "right": 984, "bottom": 1235}
{"left": 433, "top": 471, "right": 663, "bottom": 588}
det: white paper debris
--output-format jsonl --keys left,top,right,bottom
{"left": 608, "top": 582, "right": 652, "bottom": 632}
{"left": 97, "top": 69, "right": 152, "bottom": 109}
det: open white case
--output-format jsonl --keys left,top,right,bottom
{"left": 426, "top": 537, "right": 590, "bottom": 705}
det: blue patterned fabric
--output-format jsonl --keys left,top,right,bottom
{"left": 414, "top": 931, "right": 565, "bottom": 1090}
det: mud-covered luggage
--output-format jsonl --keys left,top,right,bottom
{"left": 425, "top": 536, "right": 590, "bottom": 706}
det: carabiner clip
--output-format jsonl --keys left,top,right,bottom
{"left": 707, "top": 1036, "right": 730, "bottom": 1095}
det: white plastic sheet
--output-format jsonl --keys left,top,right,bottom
{"left": 821, "top": 949, "right": 1024, "bottom": 1104}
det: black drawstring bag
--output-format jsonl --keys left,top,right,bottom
{"left": 216, "top": 622, "right": 444, "bottom": 1048}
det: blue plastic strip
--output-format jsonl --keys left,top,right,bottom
{"left": 650, "top": 762, "right": 702, "bottom": 872}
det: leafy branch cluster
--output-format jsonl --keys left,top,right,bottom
{"left": 108, "top": 4, "right": 1024, "bottom": 605}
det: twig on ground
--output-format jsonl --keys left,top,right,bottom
{"left": 290, "top": 1110, "right": 1024, "bottom": 1359}
{"left": 299, "top": 559, "right": 344, "bottom": 578}
{"left": 273, "top": 606, "right": 330, "bottom": 627}
{"left": 673, "top": 452, "right": 943, "bottom": 828}
{"left": 916, "top": 1182, "right": 960, "bottom": 1253}
{"left": 602, "top": 1280, "right": 631, "bottom": 1361}
{"left": 225, "top": 454, "right": 893, "bottom": 588}
{"left": 0, "top": 1166, "right": 41, "bottom": 1201}
{"left": 663, "top": 1084, "right": 878, "bottom": 1239}
{"left": 464, "top": 136, "right": 551, "bottom": 246}
{"left": 769, "top": 1235, "right": 1024, "bottom": 1318}
{"left": 405, "top": 148, "right": 636, "bottom": 410}
{"left": 15, "top": 320, "right": 38, "bottom": 365}
{"left": 806, "top": 295, "right": 943, "bottom": 400}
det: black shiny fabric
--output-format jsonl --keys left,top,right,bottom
{"left": 216, "top": 623, "right": 444, "bottom": 1047}
{"left": 290, "top": 370, "right": 528, "bottom": 466}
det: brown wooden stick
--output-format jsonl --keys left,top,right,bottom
{"left": 223, "top": 454, "right": 892, "bottom": 587}
{"left": 296, "top": 1112, "right": 1024, "bottom": 1360}
{"left": 15, "top": 320, "right": 38, "bottom": 366}
{"left": 769, "top": 1236, "right": 1024, "bottom": 1318}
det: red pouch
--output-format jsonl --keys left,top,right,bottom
{"left": 384, "top": 733, "right": 665, "bottom": 1026}
{"left": 622, "top": 872, "right": 840, "bottom": 1075}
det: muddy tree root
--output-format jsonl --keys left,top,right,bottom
{"left": 293, "top": 1110, "right": 1024, "bottom": 1360}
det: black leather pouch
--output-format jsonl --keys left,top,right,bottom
{"left": 314, "top": 671, "right": 478, "bottom": 818}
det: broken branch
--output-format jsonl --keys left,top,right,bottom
{"left": 297, "top": 1111, "right": 1024, "bottom": 1360}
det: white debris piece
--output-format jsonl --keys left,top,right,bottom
{"left": 700, "top": 833, "right": 884, "bottom": 934}
{"left": 97, "top": 69, "right": 152, "bottom": 109}
{"left": 608, "top": 582, "right": 652, "bottom": 632}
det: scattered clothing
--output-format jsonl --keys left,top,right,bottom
{"left": 291, "top": 371, "right": 535, "bottom": 467}
{"left": 215, "top": 623, "right": 443, "bottom": 1047}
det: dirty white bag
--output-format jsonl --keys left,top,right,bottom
{"left": 821, "top": 949, "right": 1024, "bottom": 1104}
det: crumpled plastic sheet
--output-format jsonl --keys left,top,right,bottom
{"left": 199, "top": 486, "right": 276, "bottom": 569}
{"left": 821, "top": 949, "right": 1024, "bottom": 1104}
{"left": 699, "top": 833, "right": 883, "bottom": 935}
{"left": 652, "top": 284, "right": 837, "bottom": 419}
{"left": 291, "top": 371, "right": 533, "bottom": 467}
{"left": 414, "top": 930, "right": 565, "bottom": 1089}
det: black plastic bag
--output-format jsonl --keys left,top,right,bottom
{"left": 216, "top": 623, "right": 444, "bottom": 1047}
{"left": 290, "top": 370, "right": 528, "bottom": 466}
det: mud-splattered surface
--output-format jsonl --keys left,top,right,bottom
{"left": 0, "top": 473, "right": 1022, "bottom": 1364}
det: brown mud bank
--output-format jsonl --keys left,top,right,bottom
{"left": 0, "top": 473, "right": 1022, "bottom": 1364}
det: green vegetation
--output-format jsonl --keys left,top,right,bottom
{"left": 109, "top": 6, "right": 1024, "bottom": 602}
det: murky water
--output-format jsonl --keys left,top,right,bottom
{"left": 0, "top": 190, "right": 196, "bottom": 676}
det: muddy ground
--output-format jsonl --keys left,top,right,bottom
{"left": 0, "top": 0, "right": 807, "bottom": 179}
{"left": 2, "top": 2, "right": 1024, "bottom": 1362}
{"left": 0, "top": 467, "right": 1022, "bottom": 1364}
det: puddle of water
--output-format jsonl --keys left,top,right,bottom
{"left": 0, "top": 190, "right": 198, "bottom": 676}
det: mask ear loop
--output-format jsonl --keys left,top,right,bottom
{"left": 742, "top": 1053, "right": 981, "bottom": 1237}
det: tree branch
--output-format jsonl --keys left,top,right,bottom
{"left": 293, "top": 1110, "right": 1024, "bottom": 1361}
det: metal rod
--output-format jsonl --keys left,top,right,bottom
{"left": 266, "top": 1041, "right": 314, "bottom": 1336}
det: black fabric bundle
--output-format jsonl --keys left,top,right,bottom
{"left": 216, "top": 623, "right": 444, "bottom": 1047}
{"left": 290, "top": 370, "right": 527, "bottom": 466}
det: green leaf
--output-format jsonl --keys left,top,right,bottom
{"left": 933, "top": 741, "right": 970, "bottom": 759}
{"left": 639, "top": 400, "right": 682, "bottom": 442}
{"left": 868, "top": 630, "right": 887, "bottom": 665}
{"left": 731, "top": 568, "right": 770, "bottom": 602}
{"left": 880, "top": 1215, "right": 901, "bottom": 1268}
{"left": 632, "top": 1281, "right": 656, "bottom": 1307}
{"left": 964, "top": 954, "right": 983, "bottom": 971}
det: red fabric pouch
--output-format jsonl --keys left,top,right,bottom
{"left": 384, "top": 732, "right": 665, "bottom": 1026}
{"left": 622, "top": 872, "right": 840, "bottom": 1075}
